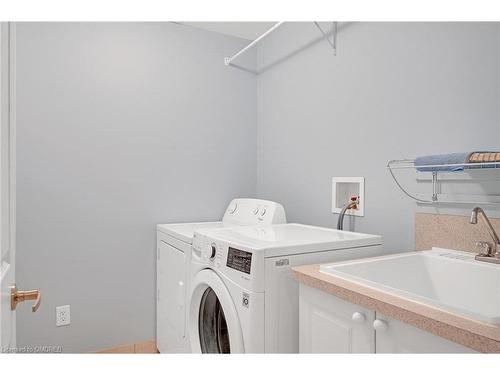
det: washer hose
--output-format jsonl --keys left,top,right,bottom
{"left": 337, "top": 198, "right": 359, "bottom": 231}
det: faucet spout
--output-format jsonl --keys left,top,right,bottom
{"left": 470, "top": 207, "right": 500, "bottom": 257}
{"left": 470, "top": 208, "right": 478, "bottom": 224}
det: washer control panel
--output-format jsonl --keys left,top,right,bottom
{"left": 226, "top": 247, "right": 252, "bottom": 274}
{"left": 193, "top": 232, "right": 266, "bottom": 292}
{"left": 194, "top": 235, "right": 252, "bottom": 274}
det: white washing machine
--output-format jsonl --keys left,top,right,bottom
{"left": 156, "top": 198, "right": 286, "bottom": 353}
{"left": 188, "top": 223, "right": 385, "bottom": 353}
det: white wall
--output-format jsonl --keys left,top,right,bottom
{"left": 256, "top": 22, "right": 500, "bottom": 252}
{"left": 15, "top": 22, "right": 256, "bottom": 352}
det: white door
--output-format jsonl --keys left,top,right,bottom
{"left": 1, "top": 23, "right": 41, "bottom": 352}
{"left": 299, "top": 284, "right": 375, "bottom": 353}
{"left": 0, "top": 21, "right": 16, "bottom": 351}
{"left": 374, "top": 314, "right": 475, "bottom": 353}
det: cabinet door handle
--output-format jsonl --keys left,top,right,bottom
{"left": 351, "top": 312, "right": 366, "bottom": 323}
{"left": 373, "top": 319, "right": 388, "bottom": 331}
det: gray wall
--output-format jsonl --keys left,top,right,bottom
{"left": 16, "top": 22, "right": 256, "bottom": 352}
{"left": 498, "top": 23, "right": 500, "bottom": 144}
{"left": 15, "top": 21, "right": 500, "bottom": 353}
{"left": 256, "top": 22, "right": 500, "bottom": 252}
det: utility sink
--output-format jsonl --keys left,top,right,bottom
{"left": 320, "top": 248, "right": 500, "bottom": 325}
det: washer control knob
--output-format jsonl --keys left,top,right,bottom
{"left": 209, "top": 243, "right": 217, "bottom": 260}
{"left": 253, "top": 206, "right": 260, "bottom": 215}
{"left": 260, "top": 207, "right": 267, "bottom": 216}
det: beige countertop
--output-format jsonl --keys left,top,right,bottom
{"left": 292, "top": 263, "right": 500, "bottom": 353}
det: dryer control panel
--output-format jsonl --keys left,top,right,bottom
{"left": 222, "top": 198, "right": 286, "bottom": 226}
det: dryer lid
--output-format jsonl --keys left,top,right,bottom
{"left": 157, "top": 199, "right": 287, "bottom": 244}
{"left": 157, "top": 222, "right": 224, "bottom": 244}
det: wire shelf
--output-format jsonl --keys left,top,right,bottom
{"left": 387, "top": 159, "right": 500, "bottom": 206}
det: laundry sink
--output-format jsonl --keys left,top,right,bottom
{"left": 320, "top": 248, "right": 500, "bottom": 324}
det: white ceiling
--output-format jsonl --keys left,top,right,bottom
{"left": 182, "top": 22, "right": 277, "bottom": 41}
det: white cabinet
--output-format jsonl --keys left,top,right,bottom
{"left": 374, "top": 314, "right": 474, "bottom": 353}
{"left": 299, "top": 284, "right": 375, "bottom": 353}
{"left": 299, "top": 284, "right": 475, "bottom": 353}
{"left": 156, "top": 240, "right": 186, "bottom": 353}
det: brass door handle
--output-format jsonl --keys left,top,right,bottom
{"left": 10, "top": 284, "right": 41, "bottom": 312}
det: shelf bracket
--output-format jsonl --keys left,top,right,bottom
{"left": 314, "top": 22, "right": 338, "bottom": 55}
{"left": 431, "top": 172, "right": 439, "bottom": 202}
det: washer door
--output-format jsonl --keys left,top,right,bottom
{"left": 189, "top": 269, "right": 244, "bottom": 353}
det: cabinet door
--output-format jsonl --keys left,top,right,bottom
{"left": 299, "top": 284, "right": 375, "bottom": 353}
{"left": 374, "top": 314, "right": 475, "bottom": 353}
{"left": 157, "top": 240, "right": 186, "bottom": 353}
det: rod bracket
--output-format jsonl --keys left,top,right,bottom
{"left": 224, "top": 22, "right": 284, "bottom": 67}
{"left": 314, "top": 22, "right": 338, "bottom": 55}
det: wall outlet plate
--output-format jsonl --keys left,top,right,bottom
{"left": 332, "top": 177, "right": 365, "bottom": 217}
{"left": 56, "top": 305, "right": 71, "bottom": 327}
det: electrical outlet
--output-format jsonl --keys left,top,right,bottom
{"left": 56, "top": 305, "right": 71, "bottom": 327}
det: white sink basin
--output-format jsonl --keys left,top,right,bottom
{"left": 320, "top": 248, "right": 500, "bottom": 324}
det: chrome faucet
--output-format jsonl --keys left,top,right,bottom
{"left": 470, "top": 207, "right": 500, "bottom": 264}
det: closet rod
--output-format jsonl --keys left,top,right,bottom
{"left": 224, "top": 22, "right": 284, "bottom": 66}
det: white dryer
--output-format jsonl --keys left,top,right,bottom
{"left": 156, "top": 199, "right": 286, "bottom": 353}
{"left": 188, "top": 224, "right": 385, "bottom": 353}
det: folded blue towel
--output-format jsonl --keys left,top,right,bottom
{"left": 415, "top": 152, "right": 472, "bottom": 172}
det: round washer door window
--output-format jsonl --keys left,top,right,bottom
{"left": 198, "top": 287, "right": 230, "bottom": 353}
{"left": 188, "top": 270, "right": 244, "bottom": 353}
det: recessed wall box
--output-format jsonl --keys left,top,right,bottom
{"left": 332, "top": 177, "right": 365, "bottom": 217}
